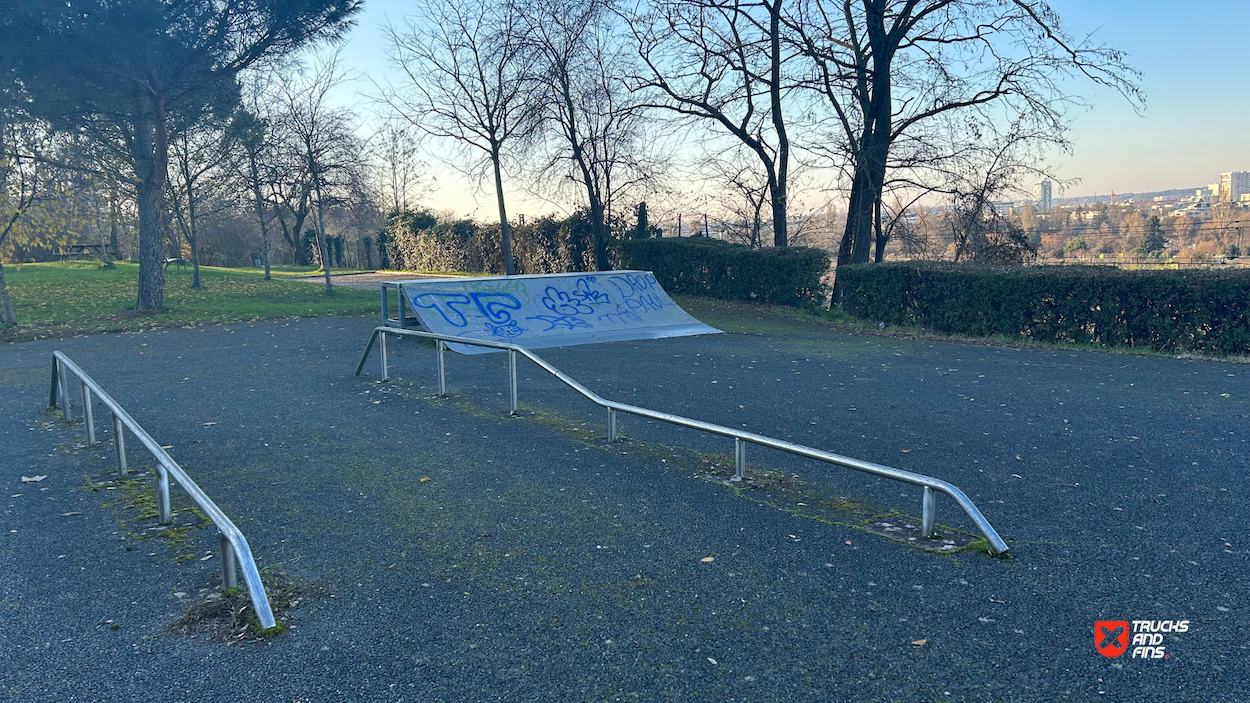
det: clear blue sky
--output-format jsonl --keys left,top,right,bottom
{"left": 330, "top": 0, "right": 1250, "bottom": 206}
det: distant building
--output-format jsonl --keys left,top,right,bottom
{"left": 1219, "top": 172, "right": 1250, "bottom": 203}
{"left": 1033, "top": 179, "right": 1053, "bottom": 214}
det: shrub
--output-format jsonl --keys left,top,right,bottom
{"left": 618, "top": 237, "right": 830, "bottom": 306}
{"left": 383, "top": 210, "right": 605, "bottom": 275}
{"left": 836, "top": 262, "right": 1250, "bottom": 355}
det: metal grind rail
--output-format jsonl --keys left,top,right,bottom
{"left": 355, "top": 327, "right": 1010, "bottom": 555}
{"left": 48, "top": 352, "right": 276, "bottom": 629}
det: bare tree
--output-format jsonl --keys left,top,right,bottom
{"left": 371, "top": 121, "right": 434, "bottom": 217}
{"left": 523, "top": 0, "right": 656, "bottom": 270}
{"left": 231, "top": 69, "right": 288, "bottom": 279}
{"left": 947, "top": 136, "right": 1037, "bottom": 264}
{"left": 279, "top": 50, "right": 366, "bottom": 292}
{"left": 166, "top": 110, "right": 236, "bottom": 288}
{"left": 383, "top": 0, "right": 535, "bottom": 275}
{"left": 626, "top": 0, "right": 798, "bottom": 247}
{"left": 788, "top": 0, "right": 1141, "bottom": 266}
{"left": 703, "top": 147, "right": 771, "bottom": 247}
{"left": 0, "top": 122, "right": 51, "bottom": 325}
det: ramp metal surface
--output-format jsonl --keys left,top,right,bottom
{"left": 386, "top": 271, "right": 721, "bottom": 354}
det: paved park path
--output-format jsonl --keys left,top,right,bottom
{"left": 290, "top": 271, "right": 450, "bottom": 289}
{"left": 1, "top": 307, "right": 1247, "bottom": 701}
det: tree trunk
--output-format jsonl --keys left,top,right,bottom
{"left": 768, "top": 0, "right": 789, "bottom": 248}
{"left": 491, "top": 147, "right": 514, "bottom": 275}
{"left": 135, "top": 175, "right": 165, "bottom": 309}
{"left": 0, "top": 261, "right": 15, "bottom": 325}
{"left": 185, "top": 172, "right": 201, "bottom": 288}
{"left": 769, "top": 178, "right": 787, "bottom": 247}
{"left": 590, "top": 200, "right": 609, "bottom": 271}
{"left": 133, "top": 98, "right": 166, "bottom": 310}
{"left": 312, "top": 175, "right": 333, "bottom": 294}
{"left": 248, "top": 155, "right": 272, "bottom": 280}
{"left": 873, "top": 197, "right": 885, "bottom": 263}
{"left": 840, "top": 127, "right": 890, "bottom": 265}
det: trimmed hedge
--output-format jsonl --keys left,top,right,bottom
{"left": 836, "top": 262, "right": 1250, "bottom": 355}
{"left": 618, "top": 237, "right": 830, "bottom": 307}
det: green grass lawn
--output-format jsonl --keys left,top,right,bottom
{"left": 0, "top": 261, "right": 378, "bottom": 343}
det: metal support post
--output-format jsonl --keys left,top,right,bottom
{"left": 220, "top": 534, "right": 239, "bottom": 590}
{"left": 508, "top": 349, "right": 518, "bottom": 415}
{"left": 58, "top": 361, "right": 71, "bottom": 422}
{"left": 81, "top": 383, "right": 96, "bottom": 446}
{"left": 436, "top": 341, "right": 446, "bottom": 396}
{"left": 380, "top": 285, "right": 389, "bottom": 326}
{"left": 607, "top": 408, "right": 617, "bottom": 442}
{"left": 397, "top": 288, "right": 407, "bottom": 329}
{"left": 733, "top": 438, "right": 747, "bottom": 481}
{"left": 156, "top": 463, "right": 172, "bottom": 525}
{"left": 380, "top": 331, "right": 389, "bottom": 381}
{"left": 921, "top": 486, "right": 936, "bottom": 538}
{"left": 49, "top": 357, "right": 60, "bottom": 410}
{"left": 112, "top": 413, "right": 127, "bottom": 476}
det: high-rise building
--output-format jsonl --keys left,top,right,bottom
{"left": 1033, "top": 179, "right": 1052, "bottom": 214}
{"left": 1219, "top": 172, "right": 1250, "bottom": 203}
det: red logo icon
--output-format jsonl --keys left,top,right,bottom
{"left": 1096, "top": 620, "right": 1129, "bottom": 658}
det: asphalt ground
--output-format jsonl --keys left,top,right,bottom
{"left": 1, "top": 308, "right": 1247, "bottom": 702}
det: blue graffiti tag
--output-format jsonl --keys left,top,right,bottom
{"left": 486, "top": 320, "right": 526, "bottom": 338}
{"left": 526, "top": 315, "right": 594, "bottom": 331}
{"left": 540, "top": 278, "right": 610, "bottom": 316}
{"left": 411, "top": 293, "right": 473, "bottom": 327}
{"left": 597, "top": 306, "right": 644, "bottom": 325}
{"left": 470, "top": 292, "right": 523, "bottom": 323}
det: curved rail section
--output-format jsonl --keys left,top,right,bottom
{"left": 49, "top": 352, "right": 276, "bottom": 629}
{"left": 356, "top": 327, "right": 1009, "bottom": 555}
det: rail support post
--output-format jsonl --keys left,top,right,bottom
{"left": 58, "top": 360, "right": 71, "bottom": 422}
{"left": 921, "top": 486, "right": 936, "bottom": 538}
{"left": 507, "top": 350, "right": 519, "bottom": 415}
{"left": 81, "top": 383, "right": 96, "bottom": 447}
{"left": 220, "top": 534, "right": 239, "bottom": 590}
{"left": 380, "top": 331, "right": 389, "bottom": 381}
{"left": 156, "top": 463, "right": 172, "bottom": 525}
{"left": 607, "top": 408, "right": 618, "bottom": 442}
{"left": 436, "top": 340, "right": 446, "bottom": 396}
{"left": 112, "top": 413, "right": 127, "bottom": 476}
{"left": 49, "top": 357, "right": 60, "bottom": 411}
{"left": 733, "top": 438, "right": 747, "bottom": 482}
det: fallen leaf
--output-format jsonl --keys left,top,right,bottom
{"left": 420, "top": 477, "right": 431, "bottom": 482}
{"left": 911, "top": 639, "right": 927, "bottom": 647}
{"left": 844, "top": 540, "right": 853, "bottom": 545}
{"left": 899, "top": 449, "right": 911, "bottom": 454}
{"left": 21, "top": 475, "right": 47, "bottom": 483}
{"left": 700, "top": 556, "right": 715, "bottom": 563}
{"left": 160, "top": 445, "right": 173, "bottom": 450}
{"left": 1011, "top": 474, "right": 1022, "bottom": 479}
{"left": 707, "top": 657, "right": 718, "bottom": 665}
{"left": 1016, "top": 455, "right": 1023, "bottom": 461}
{"left": 202, "top": 422, "right": 217, "bottom": 427}
{"left": 60, "top": 512, "right": 82, "bottom": 517}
